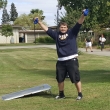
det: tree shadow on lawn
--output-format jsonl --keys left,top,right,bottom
{"left": 19, "top": 91, "right": 73, "bottom": 100}
{"left": 80, "top": 69, "right": 110, "bottom": 83}
{"left": 23, "top": 69, "right": 56, "bottom": 79}
{"left": 22, "top": 68, "right": 110, "bottom": 83}
{"left": 12, "top": 69, "right": 110, "bottom": 100}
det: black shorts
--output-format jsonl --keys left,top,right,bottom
{"left": 56, "top": 58, "right": 80, "bottom": 83}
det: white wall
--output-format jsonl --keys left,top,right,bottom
{"left": 0, "top": 28, "right": 20, "bottom": 44}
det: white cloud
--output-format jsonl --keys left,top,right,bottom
{"left": 0, "top": 0, "right": 65, "bottom": 26}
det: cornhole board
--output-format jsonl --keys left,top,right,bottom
{"left": 1, "top": 84, "right": 51, "bottom": 101}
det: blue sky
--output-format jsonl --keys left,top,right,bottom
{"left": 0, "top": 0, "right": 65, "bottom": 26}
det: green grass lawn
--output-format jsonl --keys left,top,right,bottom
{"left": 0, "top": 43, "right": 55, "bottom": 46}
{"left": 0, "top": 48, "right": 110, "bottom": 110}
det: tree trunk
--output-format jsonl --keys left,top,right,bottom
{"left": 6, "top": 37, "right": 7, "bottom": 44}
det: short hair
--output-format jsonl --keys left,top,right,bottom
{"left": 58, "top": 22, "right": 68, "bottom": 28}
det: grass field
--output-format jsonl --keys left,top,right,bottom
{"left": 0, "top": 48, "right": 110, "bottom": 110}
{"left": 0, "top": 43, "right": 54, "bottom": 46}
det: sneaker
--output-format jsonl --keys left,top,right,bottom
{"left": 91, "top": 51, "right": 93, "bottom": 52}
{"left": 55, "top": 95, "right": 65, "bottom": 99}
{"left": 76, "top": 96, "right": 82, "bottom": 100}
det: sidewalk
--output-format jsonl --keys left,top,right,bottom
{"left": 78, "top": 48, "right": 110, "bottom": 56}
{"left": 0, "top": 45, "right": 56, "bottom": 50}
{"left": 0, "top": 44, "right": 110, "bottom": 56}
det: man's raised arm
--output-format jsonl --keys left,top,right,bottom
{"left": 78, "top": 14, "right": 85, "bottom": 24}
{"left": 34, "top": 17, "right": 48, "bottom": 32}
{"left": 78, "top": 9, "right": 89, "bottom": 24}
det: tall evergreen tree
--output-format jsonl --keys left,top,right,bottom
{"left": 10, "top": 3, "right": 18, "bottom": 22}
{"left": 0, "top": 0, "right": 7, "bottom": 9}
{"left": 1, "top": 7, "right": 9, "bottom": 24}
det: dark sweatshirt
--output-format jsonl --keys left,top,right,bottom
{"left": 46, "top": 23, "right": 82, "bottom": 59}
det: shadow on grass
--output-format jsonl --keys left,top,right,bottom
{"left": 22, "top": 69, "right": 56, "bottom": 78}
{"left": 7, "top": 69, "right": 110, "bottom": 100}
{"left": 19, "top": 92, "right": 56, "bottom": 99}
{"left": 19, "top": 92, "right": 73, "bottom": 100}
{"left": 80, "top": 69, "right": 110, "bottom": 83}
{"left": 22, "top": 68, "right": 110, "bottom": 83}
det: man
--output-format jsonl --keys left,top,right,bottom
{"left": 34, "top": 9, "right": 88, "bottom": 100}
{"left": 99, "top": 34, "right": 106, "bottom": 51}
{"left": 85, "top": 37, "right": 93, "bottom": 52}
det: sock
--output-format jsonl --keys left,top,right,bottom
{"left": 78, "top": 92, "right": 83, "bottom": 97}
{"left": 59, "top": 91, "right": 64, "bottom": 96}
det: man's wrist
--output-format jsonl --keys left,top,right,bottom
{"left": 38, "top": 21, "right": 42, "bottom": 24}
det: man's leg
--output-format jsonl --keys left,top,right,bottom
{"left": 55, "top": 82, "right": 65, "bottom": 99}
{"left": 55, "top": 61, "right": 66, "bottom": 99}
{"left": 85, "top": 43, "right": 88, "bottom": 52}
{"left": 67, "top": 58, "right": 83, "bottom": 100}
{"left": 58, "top": 82, "right": 64, "bottom": 91}
{"left": 89, "top": 42, "right": 93, "bottom": 52}
{"left": 75, "top": 81, "right": 82, "bottom": 93}
{"left": 86, "top": 47, "right": 88, "bottom": 52}
{"left": 75, "top": 81, "right": 83, "bottom": 100}
{"left": 101, "top": 44, "right": 103, "bottom": 51}
{"left": 90, "top": 46, "right": 93, "bottom": 52}
{"left": 102, "top": 44, "right": 104, "bottom": 51}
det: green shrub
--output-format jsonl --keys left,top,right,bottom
{"left": 35, "top": 36, "right": 55, "bottom": 43}
{"left": 77, "top": 41, "right": 85, "bottom": 48}
{"left": 78, "top": 50, "right": 83, "bottom": 55}
{"left": 103, "top": 31, "right": 110, "bottom": 45}
{"left": 38, "top": 37, "right": 46, "bottom": 43}
{"left": 45, "top": 37, "right": 55, "bottom": 43}
{"left": 92, "top": 41, "right": 98, "bottom": 46}
{"left": 104, "top": 45, "right": 110, "bottom": 48}
{"left": 97, "top": 45, "right": 101, "bottom": 49}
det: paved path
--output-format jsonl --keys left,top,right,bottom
{"left": 78, "top": 48, "right": 110, "bottom": 56}
{"left": 0, "top": 44, "right": 110, "bottom": 56}
{"left": 0, "top": 45, "right": 56, "bottom": 50}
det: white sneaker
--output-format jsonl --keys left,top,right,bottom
{"left": 55, "top": 95, "right": 65, "bottom": 99}
{"left": 76, "top": 96, "right": 82, "bottom": 100}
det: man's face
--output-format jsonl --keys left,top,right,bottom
{"left": 59, "top": 25, "right": 68, "bottom": 33}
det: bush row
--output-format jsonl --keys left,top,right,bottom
{"left": 35, "top": 36, "right": 55, "bottom": 43}
{"left": 35, "top": 35, "right": 109, "bottom": 48}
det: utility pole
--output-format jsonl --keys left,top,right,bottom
{"left": 57, "top": 0, "right": 62, "bottom": 28}
{"left": 33, "top": 18, "right": 36, "bottom": 44}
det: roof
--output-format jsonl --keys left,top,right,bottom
{"left": 19, "top": 30, "right": 46, "bottom": 33}
{"left": 0, "top": 25, "right": 22, "bottom": 29}
{"left": 48, "top": 26, "right": 57, "bottom": 29}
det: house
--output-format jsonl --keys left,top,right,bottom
{"left": 0, "top": 25, "right": 57, "bottom": 44}
{"left": 19, "top": 26, "right": 57, "bottom": 43}
{"left": 19, "top": 30, "right": 47, "bottom": 43}
{"left": 0, "top": 25, "right": 22, "bottom": 44}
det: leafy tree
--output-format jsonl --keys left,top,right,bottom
{"left": 59, "top": 0, "right": 110, "bottom": 30}
{"left": 1, "top": 7, "right": 10, "bottom": 24}
{"left": 0, "top": 0, "right": 7, "bottom": 9}
{"left": 14, "top": 9, "right": 46, "bottom": 30}
{"left": 59, "top": 8, "right": 80, "bottom": 28}
{"left": 30, "top": 9, "right": 45, "bottom": 20}
{"left": 30, "top": 9, "right": 43, "bottom": 15}
{"left": 10, "top": 2, "right": 18, "bottom": 22}
{"left": 0, "top": 24, "right": 13, "bottom": 43}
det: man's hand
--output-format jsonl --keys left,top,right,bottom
{"left": 34, "top": 17, "right": 39, "bottom": 24}
{"left": 34, "top": 17, "right": 48, "bottom": 31}
{"left": 82, "top": 9, "right": 89, "bottom": 16}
